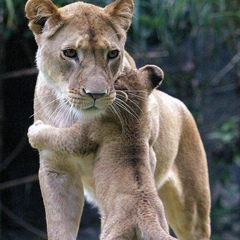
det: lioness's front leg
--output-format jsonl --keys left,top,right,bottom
{"left": 29, "top": 126, "right": 91, "bottom": 237}
{"left": 38, "top": 150, "right": 84, "bottom": 240}
{"left": 28, "top": 121, "right": 91, "bottom": 240}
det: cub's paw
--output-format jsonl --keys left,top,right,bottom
{"left": 28, "top": 120, "right": 51, "bottom": 149}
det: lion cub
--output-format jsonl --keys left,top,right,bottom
{"left": 28, "top": 65, "right": 177, "bottom": 240}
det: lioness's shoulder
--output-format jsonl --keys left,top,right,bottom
{"left": 152, "top": 90, "right": 186, "bottom": 110}
{"left": 152, "top": 89, "right": 196, "bottom": 124}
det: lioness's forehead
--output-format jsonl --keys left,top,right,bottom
{"left": 58, "top": 2, "right": 121, "bottom": 49}
{"left": 59, "top": 2, "right": 112, "bottom": 35}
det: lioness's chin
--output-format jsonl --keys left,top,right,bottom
{"left": 76, "top": 107, "right": 107, "bottom": 120}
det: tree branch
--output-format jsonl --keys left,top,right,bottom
{"left": 1, "top": 68, "right": 38, "bottom": 80}
{"left": 0, "top": 174, "right": 38, "bottom": 191}
{"left": 1, "top": 201, "right": 47, "bottom": 239}
{"left": 212, "top": 51, "right": 240, "bottom": 86}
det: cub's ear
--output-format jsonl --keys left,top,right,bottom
{"left": 104, "top": 0, "right": 134, "bottom": 31}
{"left": 25, "top": 0, "right": 62, "bottom": 35}
{"left": 139, "top": 65, "right": 164, "bottom": 91}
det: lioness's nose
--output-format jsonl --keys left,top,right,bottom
{"left": 82, "top": 88, "right": 107, "bottom": 99}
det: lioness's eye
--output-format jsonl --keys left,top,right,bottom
{"left": 107, "top": 50, "right": 119, "bottom": 60}
{"left": 62, "top": 49, "right": 77, "bottom": 58}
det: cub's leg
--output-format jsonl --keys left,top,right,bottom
{"left": 93, "top": 142, "right": 177, "bottom": 240}
{"left": 38, "top": 150, "right": 84, "bottom": 240}
{"left": 157, "top": 142, "right": 211, "bottom": 239}
{"left": 28, "top": 120, "right": 97, "bottom": 155}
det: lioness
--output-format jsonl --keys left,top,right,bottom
{"left": 25, "top": 0, "right": 211, "bottom": 239}
{"left": 29, "top": 65, "right": 177, "bottom": 240}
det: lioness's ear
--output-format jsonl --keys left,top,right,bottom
{"left": 25, "top": 0, "right": 61, "bottom": 35}
{"left": 104, "top": 0, "right": 134, "bottom": 31}
{"left": 139, "top": 65, "right": 164, "bottom": 91}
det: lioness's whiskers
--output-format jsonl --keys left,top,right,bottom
{"left": 65, "top": 101, "right": 75, "bottom": 127}
{"left": 117, "top": 89, "right": 148, "bottom": 101}
{"left": 115, "top": 98, "right": 139, "bottom": 121}
{"left": 50, "top": 100, "right": 67, "bottom": 125}
{"left": 58, "top": 101, "right": 74, "bottom": 127}
{"left": 122, "top": 90, "right": 146, "bottom": 93}
{"left": 117, "top": 94, "right": 142, "bottom": 118}
{"left": 69, "top": 102, "right": 75, "bottom": 125}
{"left": 125, "top": 97, "right": 143, "bottom": 114}
{"left": 110, "top": 104, "right": 125, "bottom": 132}
{"left": 33, "top": 94, "right": 60, "bottom": 99}
{"left": 62, "top": 105, "right": 71, "bottom": 127}
{"left": 33, "top": 91, "right": 69, "bottom": 100}
{"left": 30, "top": 97, "right": 61, "bottom": 118}
{"left": 124, "top": 91, "right": 148, "bottom": 100}
{"left": 116, "top": 95, "right": 140, "bottom": 118}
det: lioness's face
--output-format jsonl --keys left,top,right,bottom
{"left": 26, "top": 0, "right": 134, "bottom": 118}
{"left": 37, "top": 11, "right": 124, "bottom": 117}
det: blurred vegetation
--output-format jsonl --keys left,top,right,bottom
{"left": 1, "top": 0, "right": 240, "bottom": 240}
{"left": 133, "top": 0, "right": 239, "bottom": 49}
{"left": 209, "top": 117, "right": 240, "bottom": 239}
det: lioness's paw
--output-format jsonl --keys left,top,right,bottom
{"left": 28, "top": 120, "right": 50, "bottom": 149}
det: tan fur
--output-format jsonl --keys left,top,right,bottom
{"left": 29, "top": 66, "right": 178, "bottom": 240}
{"left": 26, "top": 0, "right": 211, "bottom": 239}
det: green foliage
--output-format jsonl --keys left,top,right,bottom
{"left": 209, "top": 116, "right": 240, "bottom": 167}
{"left": 133, "top": 0, "right": 239, "bottom": 52}
{"left": 5, "top": 0, "right": 15, "bottom": 28}
{"left": 211, "top": 182, "right": 240, "bottom": 240}
{"left": 209, "top": 116, "right": 240, "bottom": 239}
{"left": 2, "top": 0, "right": 29, "bottom": 38}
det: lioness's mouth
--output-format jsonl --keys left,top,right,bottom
{"left": 85, "top": 106, "right": 99, "bottom": 111}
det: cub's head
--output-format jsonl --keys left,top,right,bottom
{"left": 25, "top": 0, "right": 134, "bottom": 118}
{"left": 114, "top": 65, "right": 164, "bottom": 102}
{"left": 112, "top": 65, "right": 164, "bottom": 116}
{"left": 116, "top": 65, "right": 164, "bottom": 94}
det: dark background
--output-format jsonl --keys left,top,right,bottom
{"left": 0, "top": 0, "right": 239, "bottom": 239}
